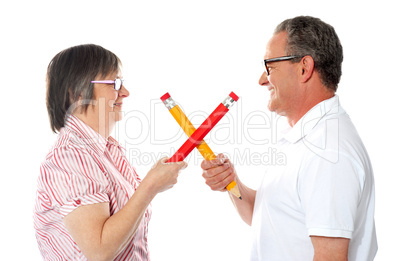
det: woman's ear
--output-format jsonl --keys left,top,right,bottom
{"left": 68, "top": 88, "right": 74, "bottom": 104}
{"left": 300, "top": 56, "right": 314, "bottom": 83}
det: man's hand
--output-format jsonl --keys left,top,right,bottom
{"left": 201, "top": 153, "right": 236, "bottom": 192}
{"left": 200, "top": 153, "right": 256, "bottom": 225}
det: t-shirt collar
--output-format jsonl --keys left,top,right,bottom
{"left": 282, "top": 95, "right": 340, "bottom": 144}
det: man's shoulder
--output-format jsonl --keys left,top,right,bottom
{"left": 303, "top": 104, "right": 370, "bottom": 165}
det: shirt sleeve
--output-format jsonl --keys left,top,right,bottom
{"left": 298, "top": 151, "right": 364, "bottom": 239}
{"left": 39, "top": 145, "right": 111, "bottom": 217}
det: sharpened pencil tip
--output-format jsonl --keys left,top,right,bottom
{"left": 239, "top": 196, "right": 242, "bottom": 200}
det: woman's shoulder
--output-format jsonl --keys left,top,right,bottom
{"left": 43, "top": 127, "right": 93, "bottom": 163}
{"left": 39, "top": 127, "right": 108, "bottom": 184}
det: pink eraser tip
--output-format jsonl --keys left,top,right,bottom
{"left": 160, "top": 92, "right": 171, "bottom": 102}
{"left": 229, "top": 92, "right": 239, "bottom": 101}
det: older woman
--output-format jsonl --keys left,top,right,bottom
{"left": 34, "top": 44, "right": 187, "bottom": 260}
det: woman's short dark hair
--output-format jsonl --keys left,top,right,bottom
{"left": 274, "top": 16, "right": 343, "bottom": 92}
{"left": 46, "top": 44, "right": 121, "bottom": 133}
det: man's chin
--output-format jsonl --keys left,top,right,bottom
{"left": 267, "top": 101, "right": 275, "bottom": 112}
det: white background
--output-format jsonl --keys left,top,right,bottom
{"left": 1, "top": 0, "right": 401, "bottom": 260}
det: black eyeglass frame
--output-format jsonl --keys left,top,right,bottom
{"left": 263, "top": 55, "right": 304, "bottom": 76}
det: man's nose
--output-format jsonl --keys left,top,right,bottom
{"left": 259, "top": 72, "right": 269, "bottom": 86}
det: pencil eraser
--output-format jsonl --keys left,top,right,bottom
{"left": 160, "top": 92, "right": 171, "bottom": 102}
{"left": 229, "top": 92, "right": 239, "bottom": 101}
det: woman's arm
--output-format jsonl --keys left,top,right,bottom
{"left": 201, "top": 154, "right": 256, "bottom": 226}
{"left": 64, "top": 158, "right": 187, "bottom": 261}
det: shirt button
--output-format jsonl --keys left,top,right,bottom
{"left": 75, "top": 199, "right": 81, "bottom": 205}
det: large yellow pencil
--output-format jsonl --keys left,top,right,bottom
{"left": 161, "top": 92, "right": 242, "bottom": 200}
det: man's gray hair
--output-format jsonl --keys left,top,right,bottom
{"left": 275, "top": 16, "right": 343, "bottom": 91}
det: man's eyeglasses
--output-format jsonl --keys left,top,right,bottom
{"left": 91, "top": 78, "right": 123, "bottom": 91}
{"left": 263, "top": 55, "right": 303, "bottom": 76}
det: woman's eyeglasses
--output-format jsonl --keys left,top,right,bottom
{"left": 91, "top": 78, "right": 123, "bottom": 91}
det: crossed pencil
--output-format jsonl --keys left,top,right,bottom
{"left": 161, "top": 92, "right": 242, "bottom": 199}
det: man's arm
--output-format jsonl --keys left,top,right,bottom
{"left": 311, "top": 236, "right": 350, "bottom": 261}
{"left": 201, "top": 154, "right": 256, "bottom": 225}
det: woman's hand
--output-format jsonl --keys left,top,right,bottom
{"left": 142, "top": 157, "right": 188, "bottom": 195}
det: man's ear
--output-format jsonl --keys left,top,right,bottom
{"left": 300, "top": 55, "right": 314, "bottom": 83}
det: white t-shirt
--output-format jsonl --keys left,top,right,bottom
{"left": 250, "top": 95, "right": 377, "bottom": 261}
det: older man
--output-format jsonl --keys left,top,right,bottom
{"left": 201, "top": 16, "right": 377, "bottom": 260}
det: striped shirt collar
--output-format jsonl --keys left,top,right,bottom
{"left": 64, "top": 114, "right": 123, "bottom": 155}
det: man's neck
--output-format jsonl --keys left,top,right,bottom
{"left": 287, "top": 89, "right": 335, "bottom": 127}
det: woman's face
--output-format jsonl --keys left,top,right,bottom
{"left": 91, "top": 70, "right": 129, "bottom": 124}
{"left": 73, "top": 69, "right": 130, "bottom": 137}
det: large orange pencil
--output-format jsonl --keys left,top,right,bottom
{"left": 161, "top": 92, "right": 242, "bottom": 199}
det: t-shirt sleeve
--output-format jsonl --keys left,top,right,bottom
{"left": 38, "top": 145, "right": 111, "bottom": 217}
{"left": 298, "top": 151, "right": 365, "bottom": 239}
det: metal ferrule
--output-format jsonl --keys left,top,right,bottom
{"left": 222, "top": 95, "right": 236, "bottom": 109}
{"left": 163, "top": 97, "right": 177, "bottom": 110}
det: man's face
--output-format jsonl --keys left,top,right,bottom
{"left": 259, "top": 32, "right": 300, "bottom": 117}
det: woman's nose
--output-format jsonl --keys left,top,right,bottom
{"left": 119, "top": 84, "right": 130, "bottom": 97}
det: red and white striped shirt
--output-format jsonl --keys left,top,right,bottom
{"left": 34, "top": 115, "right": 151, "bottom": 260}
